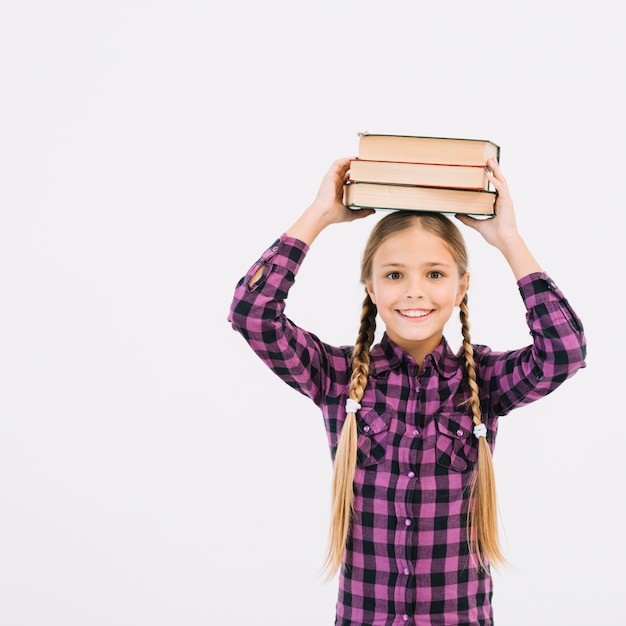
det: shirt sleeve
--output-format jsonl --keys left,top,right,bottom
{"left": 476, "top": 272, "right": 587, "bottom": 417}
{"left": 227, "top": 234, "right": 350, "bottom": 406}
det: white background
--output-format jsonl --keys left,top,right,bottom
{"left": 0, "top": 1, "right": 623, "bottom": 625}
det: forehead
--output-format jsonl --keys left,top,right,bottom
{"left": 373, "top": 225, "right": 456, "bottom": 266}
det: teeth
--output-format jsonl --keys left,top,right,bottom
{"left": 402, "top": 310, "right": 429, "bottom": 318}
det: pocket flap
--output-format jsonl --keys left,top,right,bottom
{"left": 357, "top": 409, "right": 392, "bottom": 436}
{"left": 435, "top": 413, "right": 472, "bottom": 441}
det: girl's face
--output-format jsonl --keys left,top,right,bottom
{"left": 366, "top": 224, "right": 469, "bottom": 367}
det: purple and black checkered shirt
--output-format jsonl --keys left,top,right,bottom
{"left": 228, "top": 234, "right": 586, "bottom": 626}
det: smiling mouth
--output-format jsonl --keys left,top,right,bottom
{"left": 398, "top": 309, "right": 433, "bottom": 319}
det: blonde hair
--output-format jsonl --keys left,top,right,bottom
{"left": 323, "top": 210, "right": 506, "bottom": 578}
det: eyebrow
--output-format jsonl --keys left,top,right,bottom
{"left": 378, "top": 261, "right": 453, "bottom": 269}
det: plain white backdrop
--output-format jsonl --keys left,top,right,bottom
{"left": 0, "top": 1, "right": 623, "bottom": 625}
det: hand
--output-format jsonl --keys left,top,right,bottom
{"left": 456, "top": 157, "right": 542, "bottom": 279}
{"left": 308, "top": 157, "right": 375, "bottom": 226}
{"left": 455, "top": 157, "right": 520, "bottom": 250}
{"left": 287, "top": 158, "right": 375, "bottom": 245}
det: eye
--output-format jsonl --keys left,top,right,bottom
{"left": 427, "top": 271, "right": 443, "bottom": 279}
{"left": 386, "top": 271, "right": 402, "bottom": 280}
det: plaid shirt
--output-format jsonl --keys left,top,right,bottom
{"left": 228, "top": 234, "right": 587, "bottom": 626}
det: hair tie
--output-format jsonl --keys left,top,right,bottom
{"left": 345, "top": 399, "right": 361, "bottom": 414}
{"left": 473, "top": 423, "right": 487, "bottom": 439}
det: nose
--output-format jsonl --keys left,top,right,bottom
{"left": 405, "top": 278, "right": 425, "bottom": 299}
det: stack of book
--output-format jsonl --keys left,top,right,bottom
{"left": 344, "top": 133, "right": 500, "bottom": 216}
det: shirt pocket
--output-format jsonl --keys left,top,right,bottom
{"left": 435, "top": 412, "right": 478, "bottom": 472}
{"left": 356, "top": 408, "right": 393, "bottom": 468}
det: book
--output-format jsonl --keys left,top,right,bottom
{"left": 357, "top": 133, "right": 500, "bottom": 166}
{"left": 344, "top": 181, "right": 496, "bottom": 216}
{"left": 349, "top": 158, "right": 490, "bottom": 190}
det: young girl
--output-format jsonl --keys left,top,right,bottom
{"left": 228, "top": 156, "right": 586, "bottom": 626}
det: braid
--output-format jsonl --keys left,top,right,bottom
{"left": 350, "top": 290, "right": 376, "bottom": 403}
{"left": 323, "top": 290, "right": 377, "bottom": 578}
{"left": 459, "top": 294, "right": 507, "bottom": 569}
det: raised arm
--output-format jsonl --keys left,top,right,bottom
{"left": 231, "top": 158, "right": 375, "bottom": 405}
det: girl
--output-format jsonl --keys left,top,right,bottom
{"left": 228, "top": 157, "right": 586, "bottom": 626}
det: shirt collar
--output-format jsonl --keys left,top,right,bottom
{"left": 370, "top": 334, "right": 460, "bottom": 379}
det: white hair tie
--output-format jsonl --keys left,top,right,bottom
{"left": 473, "top": 423, "right": 487, "bottom": 439}
{"left": 345, "top": 399, "right": 361, "bottom": 414}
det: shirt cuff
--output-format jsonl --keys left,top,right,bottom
{"left": 517, "top": 272, "right": 567, "bottom": 308}
{"left": 257, "top": 233, "right": 310, "bottom": 276}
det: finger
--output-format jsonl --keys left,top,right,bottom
{"left": 333, "top": 156, "right": 354, "bottom": 172}
{"left": 348, "top": 208, "right": 376, "bottom": 221}
{"left": 327, "top": 158, "right": 349, "bottom": 181}
{"left": 486, "top": 157, "right": 509, "bottom": 185}
{"left": 485, "top": 165, "right": 510, "bottom": 198}
{"left": 487, "top": 156, "right": 502, "bottom": 174}
{"left": 343, "top": 164, "right": 353, "bottom": 183}
{"left": 455, "top": 214, "right": 480, "bottom": 230}
{"left": 342, "top": 159, "right": 356, "bottom": 181}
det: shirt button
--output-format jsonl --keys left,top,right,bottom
{"left": 411, "top": 429, "right": 419, "bottom": 437}
{"left": 271, "top": 246, "right": 278, "bottom": 252}
{"left": 403, "top": 614, "right": 409, "bottom": 622}
{"left": 405, "top": 519, "right": 411, "bottom": 527}
{"left": 363, "top": 425, "right": 370, "bottom": 432}
{"left": 456, "top": 429, "right": 464, "bottom": 437}
{"left": 404, "top": 567, "right": 410, "bottom": 575}
{"left": 408, "top": 471, "right": 415, "bottom": 478}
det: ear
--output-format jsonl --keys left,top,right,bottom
{"left": 366, "top": 280, "right": 376, "bottom": 305}
{"left": 455, "top": 272, "right": 470, "bottom": 307}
